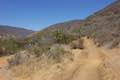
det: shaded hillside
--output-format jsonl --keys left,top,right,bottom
{"left": 0, "top": 25, "right": 34, "bottom": 39}
{"left": 31, "top": 0, "right": 120, "bottom": 48}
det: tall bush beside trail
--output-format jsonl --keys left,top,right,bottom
{"left": 52, "top": 30, "right": 74, "bottom": 44}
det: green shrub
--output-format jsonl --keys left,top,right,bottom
{"left": 0, "top": 38, "right": 21, "bottom": 56}
{"left": 52, "top": 30, "right": 74, "bottom": 44}
{"left": 73, "top": 27, "right": 85, "bottom": 38}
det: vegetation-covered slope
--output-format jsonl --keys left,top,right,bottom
{"left": 0, "top": 25, "right": 33, "bottom": 56}
{"left": 30, "top": 0, "right": 120, "bottom": 48}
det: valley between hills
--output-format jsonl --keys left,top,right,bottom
{"left": 0, "top": 0, "right": 120, "bottom": 80}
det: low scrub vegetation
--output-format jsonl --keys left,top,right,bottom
{"left": 9, "top": 44, "right": 73, "bottom": 79}
{"left": 0, "top": 38, "right": 22, "bottom": 56}
{"left": 8, "top": 50, "right": 34, "bottom": 68}
{"left": 9, "top": 44, "right": 73, "bottom": 67}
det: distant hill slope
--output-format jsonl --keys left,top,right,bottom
{"left": 0, "top": 25, "right": 34, "bottom": 39}
{"left": 30, "top": 0, "right": 120, "bottom": 48}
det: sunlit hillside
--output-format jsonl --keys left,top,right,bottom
{"left": 0, "top": 37, "right": 120, "bottom": 80}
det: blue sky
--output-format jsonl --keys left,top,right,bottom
{"left": 0, "top": 0, "right": 115, "bottom": 31}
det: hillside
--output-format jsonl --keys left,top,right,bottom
{"left": 0, "top": 25, "right": 34, "bottom": 39}
{"left": 31, "top": 0, "right": 120, "bottom": 48}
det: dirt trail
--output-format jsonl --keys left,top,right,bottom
{"left": 56, "top": 38, "right": 120, "bottom": 80}
{"left": 0, "top": 57, "right": 13, "bottom": 80}
{"left": 72, "top": 60, "right": 101, "bottom": 80}
{"left": 71, "top": 38, "right": 103, "bottom": 80}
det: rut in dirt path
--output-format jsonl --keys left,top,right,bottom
{"left": 70, "top": 38, "right": 103, "bottom": 80}
{"left": 71, "top": 60, "right": 101, "bottom": 80}
{"left": 65, "top": 38, "right": 119, "bottom": 80}
{"left": 71, "top": 38, "right": 120, "bottom": 80}
{"left": 49, "top": 38, "right": 105, "bottom": 80}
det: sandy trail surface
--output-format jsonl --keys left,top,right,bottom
{"left": 70, "top": 39, "right": 103, "bottom": 80}
{"left": 0, "top": 57, "right": 13, "bottom": 80}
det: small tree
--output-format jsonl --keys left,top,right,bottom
{"left": 73, "top": 27, "right": 85, "bottom": 38}
{"left": 52, "top": 30, "right": 73, "bottom": 44}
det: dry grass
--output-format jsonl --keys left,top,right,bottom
{"left": 9, "top": 37, "right": 120, "bottom": 80}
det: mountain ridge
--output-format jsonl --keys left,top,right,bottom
{"left": 0, "top": 25, "right": 34, "bottom": 39}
